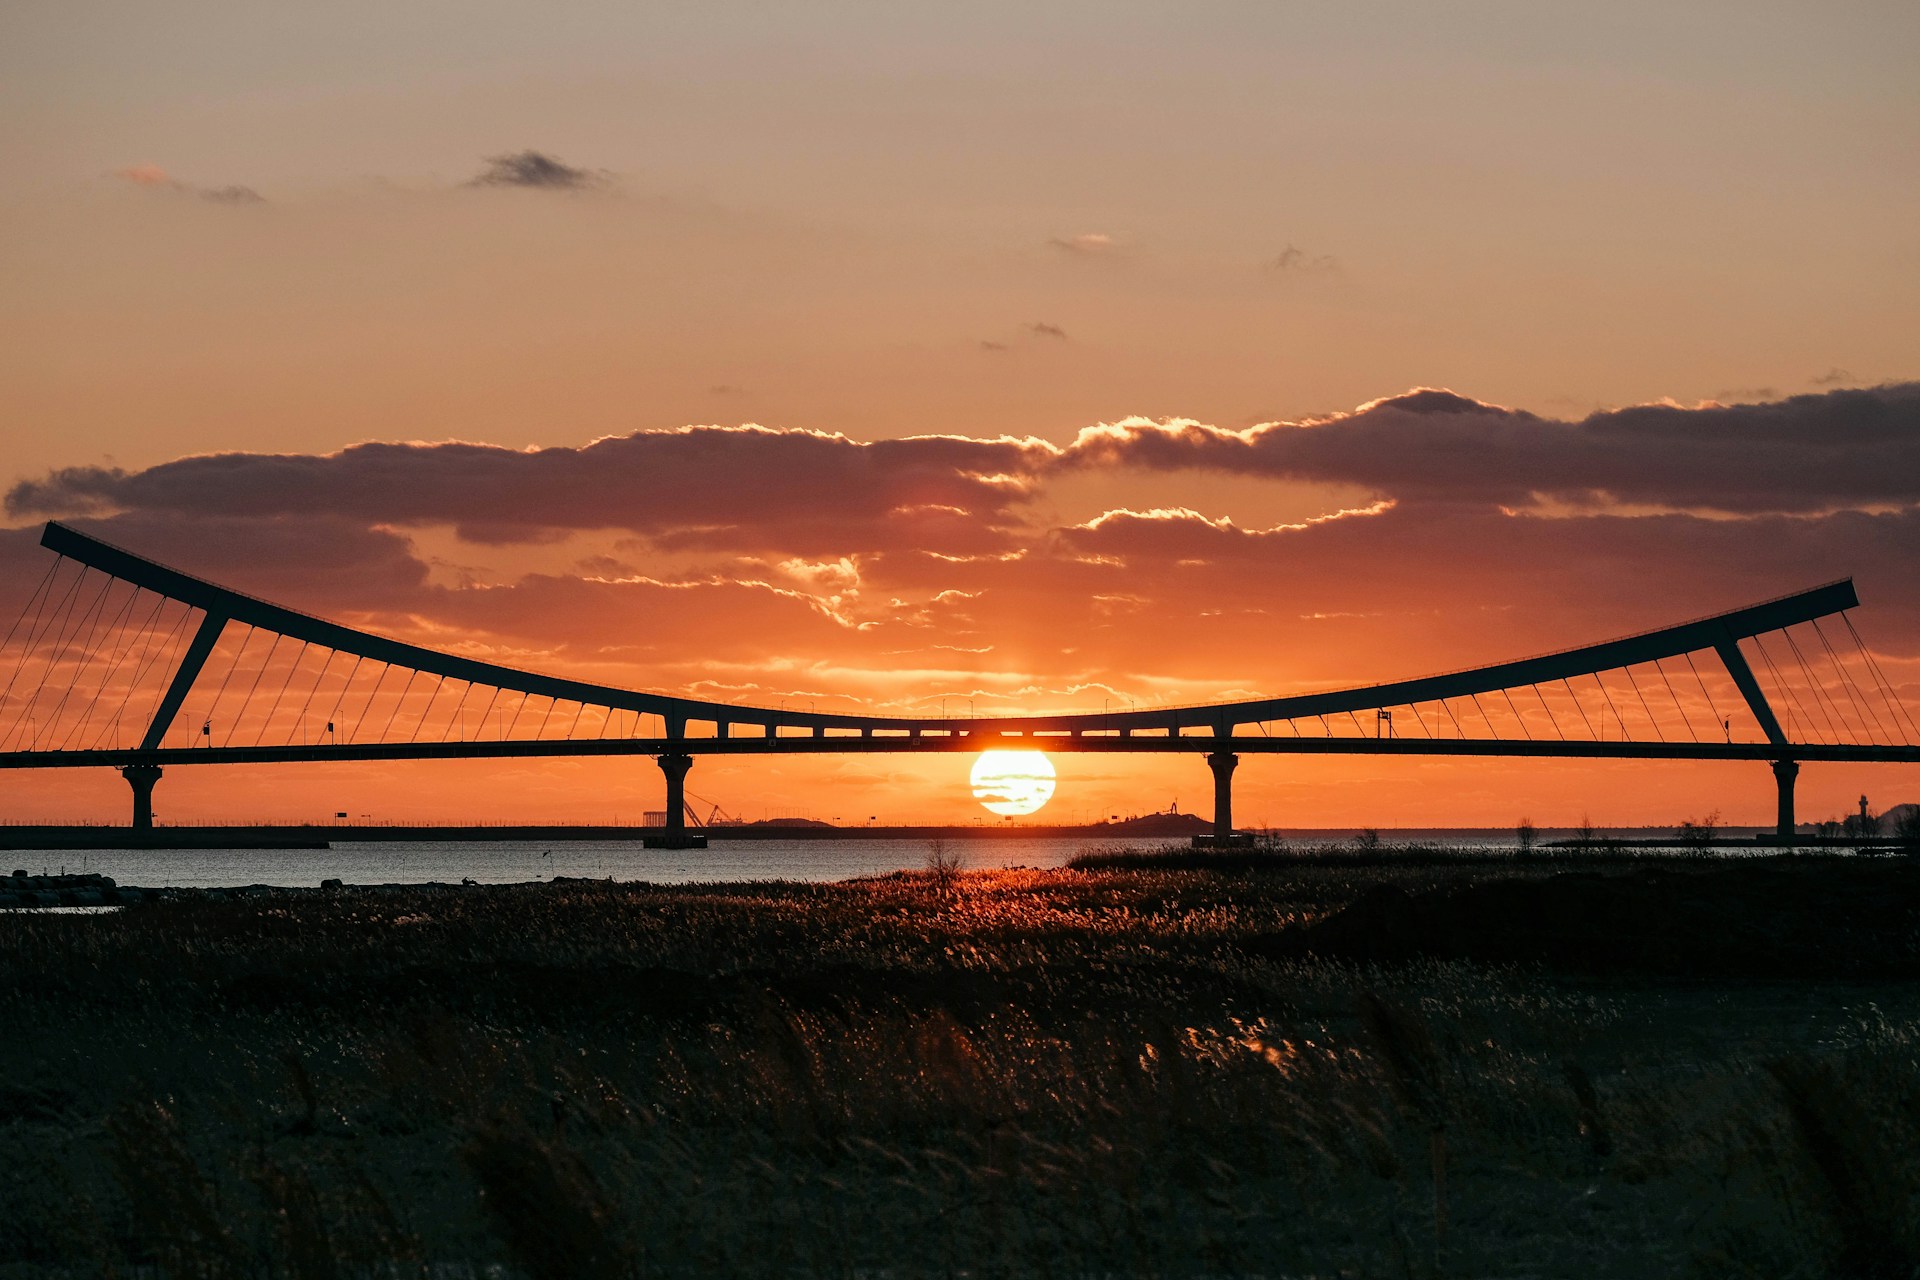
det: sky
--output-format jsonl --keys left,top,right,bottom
{"left": 1, "top": 1, "right": 1916, "bottom": 828}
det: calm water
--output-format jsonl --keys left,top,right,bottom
{"left": 8, "top": 829, "right": 1808, "bottom": 889}
{"left": 8, "top": 836, "right": 1177, "bottom": 889}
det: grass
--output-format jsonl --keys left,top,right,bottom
{"left": 1, "top": 853, "right": 1917, "bottom": 1276}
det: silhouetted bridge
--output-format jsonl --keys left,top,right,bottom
{"left": 2, "top": 522, "right": 1915, "bottom": 845}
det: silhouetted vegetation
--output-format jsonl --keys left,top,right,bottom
{"left": 2, "top": 854, "right": 1917, "bottom": 1276}
{"left": 1675, "top": 809, "right": 1721, "bottom": 852}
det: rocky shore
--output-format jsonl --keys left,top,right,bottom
{"left": 0, "top": 871, "right": 136, "bottom": 907}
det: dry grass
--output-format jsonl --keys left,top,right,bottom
{"left": 0, "top": 856, "right": 1916, "bottom": 1276}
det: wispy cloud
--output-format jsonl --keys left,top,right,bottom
{"left": 200, "top": 184, "right": 266, "bottom": 205}
{"left": 115, "top": 163, "right": 173, "bottom": 188}
{"left": 1712, "top": 386, "right": 1778, "bottom": 404}
{"left": 1811, "top": 367, "right": 1855, "bottom": 386}
{"left": 113, "top": 164, "right": 265, "bottom": 205}
{"left": 467, "top": 150, "right": 609, "bottom": 191}
{"left": 1268, "top": 243, "right": 1337, "bottom": 273}
{"left": 1026, "top": 322, "right": 1068, "bottom": 340}
{"left": 1048, "top": 232, "right": 1116, "bottom": 254}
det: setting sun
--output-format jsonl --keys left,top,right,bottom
{"left": 970, "top": 750, "right": 1056, "bottom": 816}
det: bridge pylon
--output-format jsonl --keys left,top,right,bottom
{"left": 120, "top": 764, "right": 162, "bottom": 833}
{"left": 1770, "top": 759, "right": 1800, "bottom": 843}
{"left": 1199, "top": 751, "right": 1246, "bottom": 848}
{"left": 647, "top": 752, "right": 705, "bottom": 849}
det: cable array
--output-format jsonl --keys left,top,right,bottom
{"left": 0, "top": 548, "right": 1913, "bottom": 757}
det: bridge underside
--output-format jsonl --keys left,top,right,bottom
{"left": 1, "top": 521, "right": 1914, "bottom": 844}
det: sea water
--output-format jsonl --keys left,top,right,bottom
{"left": 4, "top": 829, "right": 1807, "bottom": 889}
{"left": 4, "top": 836, "right": 1171, "bottom": 889}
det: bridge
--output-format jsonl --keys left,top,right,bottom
{"left": 1, "top": 521, "right": 1916, "bottom": 846}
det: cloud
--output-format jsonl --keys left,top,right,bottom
{"left": 114, "top": 164, "right": 174, "bottom": 187}
{"left": 1026, "top": 322, "right": 1068, "bottom": 340}
{"left": 467, "top": 150, "right": 608, "bottom": 191}
{"left": 1811, "top": 367, "right": 1856, "bottom": 386}
{"left": 1268, "top": 243, "right": 1337, "bottom": 272}
{"left": 979, "top": 340, "right": 1009, "bottom": 352}
{"left": 201, "top": 185, "right": 266, "bottom": 205}
{"left": 6, "top": 425, "right": 1052, "bottom": 556}
{"left": 1048, "top": 232, "right": 1116, "bottom": 254}
{"left": 1055, "top": 383, "right": 1920, "bottom": 516}
{"left": 112, "top": 164, "right": 266, "bottom": 205}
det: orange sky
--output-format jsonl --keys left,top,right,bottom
{"left": 2, "top": 1, "right": 1916, "bottom": 828}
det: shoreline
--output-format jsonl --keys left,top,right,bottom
{"left": 5, "top": 843, "right": 1911, "bottom": 908}
{"left": 0, "top": 819, "right": 1848, "bottom": 850}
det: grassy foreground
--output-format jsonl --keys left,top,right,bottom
{"left": 3, "top": 851, "right": 1918, "bottom": 1278}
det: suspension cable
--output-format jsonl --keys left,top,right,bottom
{"left": 58, "top": 581, "right": 148, "bottom": 750}
{"left": 1621, "top": 665, "right": 1665, "bottom": 743}
{"left": 410, "top": 674, "right": 446, "bottom": 743}
{"left": 348, "top": 662, "right": 393, "bottom": 745}
{"left": 1811, "top": 617, "right": 1882, "bottom": 745}
{"left": 1468, "top": 693, "right": 1499, "bottom": 739}
{"left": 31, "top": 570, "right": 119, "bottom": 748}
{"left": 1750, "top": 633, "right": 1809, "bottom": 742}
{"left": 252, "top": 640, "right": 309, "bottom": 747}
{"left": 0, "top": 559, "right": 82, "bottom": 729}
{"left": 290, "top": 647, "right": 337, "bottom": 746}
{"left": 380, "top": 669, "right": 420, "bottom": 742}
{"left": 97, "top": 595, "right": 189, "bottom": 750}
{"left": 0, "top": 558, "right": 61, "bottom": 711}
{"left": 1682, "top": 651, "right": 1729, "bottom": 738}
{"left": 321, "top": 654, "right": 364, "bottom": 745}
{"left": 1499, "top": 687, "right": 1533, "bottom": 740}
{"left": 5, "top": 566, "right": 103, "bottom": 748}
{"left": 1652, "top": 657, "right": 1697, "bottom": 742}
{"left": 1843, "top": 612, "right": 1919, "bottom": 742}
{"left": 1532, "top": 684, "right": 1565, "bottom": 739}
{"left": 473, "top": 685, "right": 502, "bottom": 741}
{"left": 1780, "top": 628, "right": 1845, "bottom": 744}
{"left": 1560, "top": 678, "right": 1597, "bottom": 739}
{"left": 199, "top": 625, "right": 258, "bottom": 750}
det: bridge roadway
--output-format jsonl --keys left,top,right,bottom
{"left": 8, "top": 521, "right": 1918, "bottom": 846}
{"left": 3, "top": 737, "right": 1916, "bottom": 850}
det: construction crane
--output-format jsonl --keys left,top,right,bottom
{"left": 684, "top": 790, "right": 743, "bottom": 828}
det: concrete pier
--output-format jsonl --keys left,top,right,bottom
{"left": 120, "top": 764, "right": 162, "bottom": 832}
{"left": 1771, "top": 759, "right": 1799, "bottom": 842}
{"left": 646, "top": 752, "right": 706, "bottom": 849}
{"left": 1196, "top": 750, "right": 1249, "bottom": 848}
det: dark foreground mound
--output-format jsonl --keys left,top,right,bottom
{"left": 5, "top": 862, "right": 1919, "bottom": 1277}
{"left": 1251, "top": 859, "right": 1920, "bottom": 978}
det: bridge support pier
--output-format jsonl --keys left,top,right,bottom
{"left": 120, "top": 764, "right": 162, "bottom": 834}
{"left": 646, "top": 752, "right": 706, "bottom": 849}
{"left": 1197, "top": 751, "right": 1247, "bottom": 848}
{"left": 1771, "top": 759, "right": 1799, "bottom": 844}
